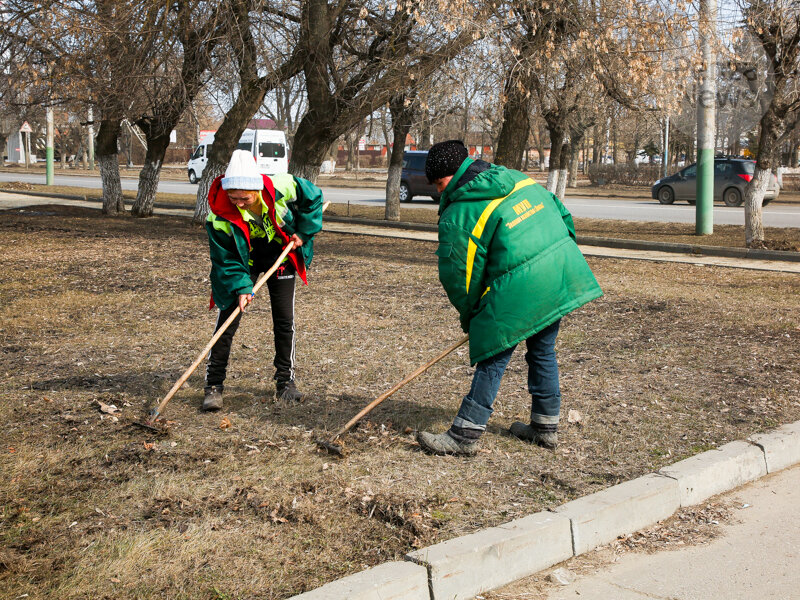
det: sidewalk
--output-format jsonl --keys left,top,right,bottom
{"left": 499, "top": 464, "right": 800, "bottom": 600}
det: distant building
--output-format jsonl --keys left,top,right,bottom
{"left": 5, "top": 126, "right": 33, "bottom": 163}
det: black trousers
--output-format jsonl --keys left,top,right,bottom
{"left": 205, "top": 243, "right": 297, "bottom": 388}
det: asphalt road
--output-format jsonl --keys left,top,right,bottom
{"left": 2, "top": 171, "right": 799, "bottom": 227}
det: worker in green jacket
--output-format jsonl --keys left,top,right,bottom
{"left": 416, "top": 141, "right": 603, "bottom": 456}
{"left": 203, "top": 150, "right": 324, "bottom": 411}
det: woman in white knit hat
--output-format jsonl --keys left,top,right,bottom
{"left": 203, "top": 150, "right": 324, "bottom": 410}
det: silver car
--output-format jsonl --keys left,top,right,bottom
{"left": 651, "top": 158, "right": 779, "bottom": 207}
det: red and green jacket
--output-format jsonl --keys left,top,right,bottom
{"left": 206, "top": 173, "right": 324, "bottom": 311}
{"left": 437, "top": 158, "right": 603, "bottom": 364}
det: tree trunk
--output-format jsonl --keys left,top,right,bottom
{"left": 494, "top": 73, "right": 532, "bottom": 170}
{"left": 556, "top": 142, "right": 569, "bottom": 199}
{"left": 288, "top": 114, "right": 337, "bottom": 182}
{"left": 385, "top": 94, "right": 413, "bottom": 221}
{"left": 346, "top": 130, "right": 356, "bottom": 171}
{"left": 418, "top": 111, "right": 432, "bottom": 150}
{"left": 744, "top": 167, "right": 770, "bottom": 246}
{"left": 193, "top": 160, "right": 225, "bottom": 223}
{"left": 96, "top": 117, "right": 124, "bottom": 215}
{"left": 545, "top": 127, "right": 565, "bottom": 193}
{"left": 568, "top": 143, "right": 579, "bottom": 188}
{"left": 611, "top": 118, "right": 619, "bottom": 164}
{"left": 131, "top": 132, "right": 170, "bottom": 217}
{"left": 744, "top": 115, "right": 780, "bottom": 246}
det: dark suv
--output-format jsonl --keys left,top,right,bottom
{"left": 400, "top": 151, "right": 440, "bottom": 203}
{"left": 651, "top": 158, "right": 779, "bottom": 207}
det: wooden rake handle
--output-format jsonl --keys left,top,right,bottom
{"left": 149, "top": 241, "right": 295, "bottom": 422}
{"left": 331, "top": 334, "right": 470, "bottom": 439}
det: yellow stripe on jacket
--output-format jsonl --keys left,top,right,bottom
{"left": 465, "top": 178, "right": 535, "bottom": 292}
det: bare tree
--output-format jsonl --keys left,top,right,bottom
{"left": 739, "top": 0, "right": 800, "bottom": 246}
{"left": 130, "top": 0, "right": 231, "bottom": 217}
{"left": 287, "top": 0, "right": 480, "bottom": 181}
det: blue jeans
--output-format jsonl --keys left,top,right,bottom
{"left": 453, "top": 320, "right": 561, "bottom": 433}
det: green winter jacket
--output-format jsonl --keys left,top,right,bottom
{"left": 206, "top": 173, "right": 324, "bottom": 311}
{"left": 437, "top": 158, "right": 602, "bottom": 364}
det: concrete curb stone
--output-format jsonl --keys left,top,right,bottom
{"left": 554, "top": 473, "right": 680, "bottom": 556}
{"left": 406, "top": 511, "right": 572, "bottom": 600}
{"left": 287, "top": 561, "right": 429, "bottom": 600}
{"left": 658, "top": 440, "right": 768, "bottom": 507}
{"left": 749, "top": 422, "right": 800, "bottom": 473}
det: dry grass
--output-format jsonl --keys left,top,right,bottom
{"left": 1, "top": 205, "right": 798, "bottom": 599}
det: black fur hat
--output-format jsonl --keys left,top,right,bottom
{"left": 425, "top": 140, "right": 468, "bottom": 183}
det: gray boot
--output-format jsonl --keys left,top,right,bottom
{"left": 509, "top": 421, "right": 558, "bottom": 449}
{"left": 416, "top": 430, "right": 478, "bottom": 456}
{"left": 202, "top": 385, "right": 223, "bottom": 411}
{"left": 276, "top": 380, "right": 303, "bottom": 402}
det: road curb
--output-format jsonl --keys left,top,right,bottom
{"left": 287, "top": 420, "right": 800, "bottom": 600}
{"left": 406, "top": 511, "right": 572, "bottom": 600}
{"left": 0, "top": 188, "right": 88, "bottom": 202}
{"left": 658, "top": 440, "right": 767, "bottom": 507}
{"left": 578, "top": 235, "right": 800, "bottom": 263}
{"left": 286, "top": 561, "right": 429, "bottom": 600}
{"left": 0, "top": 188, "right": 193, "bottom": 212}
{"left": 555, "top": 473, "right": 680, "bottom": 556}
{"left": 749, "top": 422, "right": 800, "bottom": 473}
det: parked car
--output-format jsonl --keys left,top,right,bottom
{"left": 651, "top": 158, "right": 779, "bottom": 207}
{"left": 399, "top": 150, "right": 440, "bottom": 203}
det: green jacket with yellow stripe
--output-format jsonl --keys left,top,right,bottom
{"left": 437, "top": 158, "right": 602, "bottom": 364}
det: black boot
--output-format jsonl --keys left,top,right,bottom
{"left": 203, "top": 385, "right": 224, "bottom": 411}
{"left": 416, "top": 430, "right": 478, "bottom": 456}
{"left": 509, "top": 421, "right": 558, "bottom": 449}
{"left": 276, "top": 380, "right": 303, "bottom": 402}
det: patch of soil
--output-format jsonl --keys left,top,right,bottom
{"left": 0, "top": 206, "right": 798, "bottom": 599}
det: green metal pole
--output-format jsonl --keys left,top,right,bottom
{"left": 46, "top": 107, "right": 54, "bottom": 185}
{"left": 696, "top": 0, "right": 716, "bottom": 235}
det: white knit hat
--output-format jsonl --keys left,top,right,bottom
{"left": 221, "top": 149, "right": 263, "bottom": 190}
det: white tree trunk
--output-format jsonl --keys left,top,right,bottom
{"left": 385, "top": 163, "right": 402, "bottom": 221}
{"left": 99, "top": 153, "right": 125, "bottom": 214}
{"left": 744, "top": 167, "right": 770, "bottom": 246}
{"left": 131, "top": 159, "right": 161, "bottom": 217}
{"left": 555, "top": 168, "right": 568, "bottom": 200}
{"left": 568, "top": 152, "right": 579, "bottom": 187}
{"left": 193, "top": 160, "right": 226, "bottom": 224}
{"left": 546, "top": 169, "right": 558, "bottom": 193}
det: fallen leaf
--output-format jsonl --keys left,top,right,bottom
{"left": 568, "top": 409, "right": 583, "bottom": 424}
{"left": 143, "top": 442, "right": 155, "bottom": 451}
{"left": 219, "top": 417, "right": 232, "bottom": 430}
{"left": 403, "top": 426, "right": 413, "bottom": 434}
{"left": 8, "top": 447, "right": 16, "bottom": 453}
{"left": 96, "top": 401, "right": 119, "bottom": 415}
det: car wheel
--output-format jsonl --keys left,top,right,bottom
{"left": 657, "top": 186, "right": 675, "bottom": 204}
{"left": 687, "top": 199, "right": 696, "bottom": 205}
{"left": 763, "top": 198, "right": 771, "bottom": 207}
{"left": 432, "top": 194, "right": 441, "bottom": 203}
{"left": 723, "top": 187, "right": 743, "bottom": 207}
{"left": 399, "top": 182, "right": 411, "bottom": 203}
{"left": 188, "top": 170, "right": 198, "bottom": 184}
